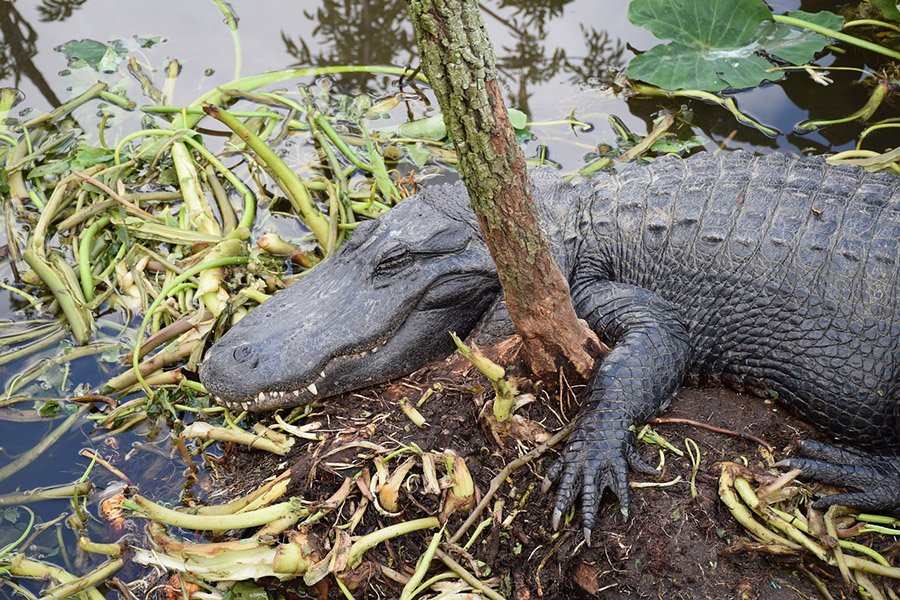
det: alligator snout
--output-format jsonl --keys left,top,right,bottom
{"left": 232, "top": 345, "right": 258, "bottom": 369}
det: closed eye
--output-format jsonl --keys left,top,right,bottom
{"left": 374, "top": 244, "right": 413, "bottom": 277}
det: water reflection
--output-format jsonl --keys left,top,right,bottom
{"left": 280, "top": 0, "right": 626, "bottom": 114}
{"left": 0, "top": 1, "right": 62, "bottom": 107}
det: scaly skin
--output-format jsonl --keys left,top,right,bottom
{"left": 201, "top": 151, "right": 900, "bottom": 540}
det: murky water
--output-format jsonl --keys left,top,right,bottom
{"left": 0, "top": 0, "right": 896, "bottom": 594}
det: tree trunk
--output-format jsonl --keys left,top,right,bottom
{"left": 407, "top": 0, "right": 604, "bottom": 380}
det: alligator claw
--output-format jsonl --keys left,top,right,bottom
{"left": 777, "top": 439, "right": 900, "bottom": 515}
{"left": 545, "top": 419, "right": 642, "bottom": 545}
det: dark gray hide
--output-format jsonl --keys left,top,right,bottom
{"left": 201, "top": 152, "right": 900, "bottom": 538}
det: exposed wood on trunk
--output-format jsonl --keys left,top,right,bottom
{"left": 407, "top": 0, "right": 604, "bottom": 379}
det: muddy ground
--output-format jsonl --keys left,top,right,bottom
{"left": 211, "top": 339, "right": 897, "bottom": 599}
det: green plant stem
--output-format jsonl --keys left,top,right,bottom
{"left": 22, "top": 251, "right": 93, "bottom": 344}
{"left": 127, "top": 494, "right": 304, "bottom": 531}
{"left": 0, "top": 328, "right": 67, "bottom": 367}
{"left": 400, "top": 529, "right": 443, "bottom": 600}
{"left": 843, "top": 18, "right": 900, "bottom": 34}
{"left": 433, "top": 548, "right": 504, "bottom": 600}
{"left": 171, "top": 141, "right": 221, "bottom": 235}
{"left": 772, "top": 14, "right": 900, "bottom": 60}
{"left": 181, "top": 135, "right": 256, "bottom": 232}
{"left": 795, "top": 82, "right": 888, "bottom": 132}
{"left": 37, "top": 558, "right": 123, "bottom": 600}
{"left": 22, "top": 82, "right": 108, "bottom": 129}
{"left": 6, "top": 555, "right": 105, "bottom": 600}
{"left": 98, "top": 90, "right": 134, "bottom": 110}
{"left": 203, "top": 105, "right": 329, "bottom": 245}
{"left": 315, "top": 115, "right": 374, "bottom": 172}
{"left": 78, "top": 217, "right": 110, "bottom": 302}
{"left": 347, "top": 517, "right": 440, "bottom": 569}
{"left": 0, "top": 405, "right": 90, "bottom": 485}
{"left": 132, "top": 256, "right": 248, "bottom": 395}
{"left": 172, "top": 66, "right": 427, "bottom": 130}
{"left": 0, "top": 281, "right": 42, "bottom": 311}
{"left": 629, "top": 83, "right": 779, "bottom": 137}
{"left": 210, "top": 0, "right": 242, "bottom": 79}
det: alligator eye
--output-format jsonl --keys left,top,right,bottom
{"left": 374, "top": 244, "right": 412, "bottom": 276}
{"left": 232, "top": 345, "right": 259, "bottom": 368}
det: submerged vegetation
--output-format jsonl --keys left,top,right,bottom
{"left": 0, "top": 0, "right": 897, "bottom": 597}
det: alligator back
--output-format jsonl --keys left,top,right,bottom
{"left": 576, "top": 152, "right": 900, "bottom": 448}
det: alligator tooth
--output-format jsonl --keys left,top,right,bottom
{"left": 258, "top": 392, "right": 266, "bottom": 402}
{"left": 241, "top": 402, "right": 250, "bottom": 411}
{"left": 372, "top": 347, "right": 378, "bottom": 353}
{"left": 306, "top": 383, "right": 318, "bottom": 395}
{"left": 293, "top": 390, "right": 300, "bottom": 397}
{"left": 320, "top": 371, "right": 326, "bottom": 378}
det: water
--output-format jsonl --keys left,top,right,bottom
{"left": 0, "top": 0, "right": 896, "bottom": 595}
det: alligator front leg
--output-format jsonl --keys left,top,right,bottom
{"left": 543, "top": 282, "right": 692, "bottom": 543}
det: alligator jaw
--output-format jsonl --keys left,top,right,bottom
{"left": 204, "top": 336, "right": 395, "bottom": 412}
{"left": 199, "top": 187, "right": 501, "bottom": 412}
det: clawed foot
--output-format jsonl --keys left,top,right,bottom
{"left": 776, "top": 439, "right": 900, "bottom": 516}
{"left": 541, "top": 417, "right": 658, "bottom": 545}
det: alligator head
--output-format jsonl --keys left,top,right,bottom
{"left": 200, "top": 184, "right": 502, "bottom": 411}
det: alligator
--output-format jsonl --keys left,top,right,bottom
{"left": 200, "top": 151, "right": 900, "bottom": 540}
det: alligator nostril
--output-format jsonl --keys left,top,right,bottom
{"left": 232, "top": 345, "right": 259, "bottom": 368}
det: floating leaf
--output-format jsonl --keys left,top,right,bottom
{"left": 398, "top": 115, "right": 447, "bottom": 140}
{"left": 507, "top": 108, "right": 528, "bottom": 130}
{"left": 56, "top": 39, "right": 128, "bottom": 72}
{"left": 627, "top": 0, "right": 844, "bottom": 91}
{"left": 869, "top": 0, "right": 900, "bottom": 22}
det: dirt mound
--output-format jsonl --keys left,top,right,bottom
{"left": 216, "top": 340, "right": 892, "bottom": 599}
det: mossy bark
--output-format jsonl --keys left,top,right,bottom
{"left": 407, "top": 0, "right": 603, "bottom": 379}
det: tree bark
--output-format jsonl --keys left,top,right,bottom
{"left": 407, "top": 0, "right": 604, "bottom": 379}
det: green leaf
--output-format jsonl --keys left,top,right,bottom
{"left": 869, "top": 0, "right": 900, "bottom": 22}
{"left": 398, "top": 115, "right": 447, "bottom": 140}
{"left": 56, "top": 39, "right": 128, "bottom": 72}
{"left": 74, "top": 144, "right": 116, "bottom": 168}
{"left": 507, "top": 108, "right": 528, "bottom": 130}
{"left": 759, "top": 11, "right": 845, "bottom": 65}
{"left": 403, "top": 142, "right": 431, "bottom": 168}
{"left": 27, "top": 160, "right": 72, "bottom": 180}
{"left": 630, "top": 0, "right": 771, "bottom": 47}
{"left": 627, "top": 0, "right": 844, "bottom": 91}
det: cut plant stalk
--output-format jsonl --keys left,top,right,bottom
{"left": 0, "top": 482, "right": 93, "bottom": 506}
{"left": 125, "top": 492, "right": 307, "bottom": 532}
{"left": 22, "top": 82, "right": 108, "bottom": 130}
{"left": 131, "top": 255, "right": 248, "bottom": 395}
{"left": 440, "top": 452, "right": 475, "bottom": 522}
{"left": 131, "top": 523, "right": 317, "bottom": 581}
{"left": 181, "top": 421, "right": 294, "bottom": 456}
{"left": 3, "top": 554, "right": 106, "bottom": 600}
{"left": 37, "top": 558, "right": 124, "bottom": 600}
{"left": 0, "top": 404, "right": 90, "bottom": 484}
{"left": 170, "top": 141, "right": 221, "bottom": 236}
{"left": 450, "top": 332, "right": 516, "bottom": 422}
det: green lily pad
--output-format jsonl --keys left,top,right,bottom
{"left": 627, "top": 0, "right": 844, "bottom": 92}
{"left": 56, "top": 39, "right": 128, "bottom": 73}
